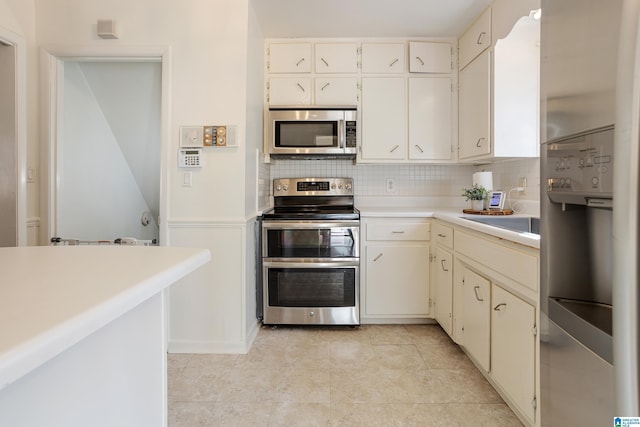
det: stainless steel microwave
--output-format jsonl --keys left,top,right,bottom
{"left": 266, "top": 106, "right": 357, "bottom": 158}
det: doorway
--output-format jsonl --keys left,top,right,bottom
{"left": 0, "top": 41, "right": 16, "bottom": 247}
{"left": 56, "top": 60, "right": 162, "bottom": 243}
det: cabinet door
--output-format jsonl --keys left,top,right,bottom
{"left": 365, "top": 245, "right": 430, "bottom": 316}
{"left": 491, "top": 284, "right": 536, "bottom": 425}
{"left": 434, "top": 246, "right": 453, "bottom": 336}
{"left": 361, "top": 43, "right": 405, "bottom": 73}
{"left": 268, "top": 43, "right": 312, "bottom": 73}
{"left": 459, "top": 51, "right": 491, "bottom": 160}
{"left": 459, "top": 8, "right": 492, "bottom": 70}
{"left": 462, "top": 266, "right": 490, "bottom": 372}
{"left": 408, "top": 77, "right": 453, "bottom": 160}
{"left": 360, "top": 77, "right": 406, "bottom": 160}
{"left": 409, "top": 42, "right": 452, "bottom": 73}
{"left": 268, "top": 78, "right": 311, "bottom": 105}
{"left": 315, "top": 77, "right": 358, "bottom": 105}
{"left": 315, "top": 43, "right": 358, "bottom": 73}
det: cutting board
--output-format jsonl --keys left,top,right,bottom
{"left": 462, "top": 209, "right": 514, "bottom": 215}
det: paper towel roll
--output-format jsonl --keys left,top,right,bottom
{"left": 472, "top": 171, "right": 493, "bottom": 191}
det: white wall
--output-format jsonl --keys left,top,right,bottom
{"left": 58, "top": 62, "right": 158, "bottom": 241}
{"left": 35, "top": 0, "right": 256, "bottom": 353}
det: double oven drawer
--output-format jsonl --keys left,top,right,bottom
{"left": 261, "top": 220, "right": 360, "bottom": 325}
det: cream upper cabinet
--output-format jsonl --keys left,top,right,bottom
{"left": 361, "top": 43, "right": 406, "bottom": 73}
{"left": 409, "top": 77, "right": 454, "bottom": 160}
{"left": 458, "top": 50, "right": 491, "bottom": 160}
{"left": 268, "top": 43, "right": 312, "bottom": 73}
{"left": 360, "top": 77, "right": 407, "bottom": 160}
{"left": 459, "top": 8, "right": 492, "bottom": 70}
{"left": 491, "top": 283, "right": 536, "bottom": 426}
{"left": 314, "top": 77, "right": 358, "bottom": 105}
{"left": 268, "top": 77, "right": 311, "bottom": 105}
{"left": 314, "top": 43, "right": 358, "bottom": 73}
{"left": 409, "top": 42, "right": 452, "bottom": 73}
{"left": 458, "top": 11, "right": 539, "bottom": 162}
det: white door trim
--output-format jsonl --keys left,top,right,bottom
{"left": 0, "top": 27, "right": 27, "bottom": 246}
{"left": 40, "top": 45, "right": 172, "bottom": 245}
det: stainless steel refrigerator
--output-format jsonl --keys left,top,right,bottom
{"left": 541, "top": 0, "right": 640, "bottom": 421}
{"left": 540, "top": 0, "right": 622, "bottom": 424}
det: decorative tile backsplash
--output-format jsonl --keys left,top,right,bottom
{"left": 260, "top": 158, "right": 540, "bottom": 207}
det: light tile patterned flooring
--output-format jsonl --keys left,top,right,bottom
{"left": 168, "top": 324, "right": 523, "bottom": 426}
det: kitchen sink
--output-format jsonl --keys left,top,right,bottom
{"left": 463, "top": 216, "right": 540, "bottom": 235}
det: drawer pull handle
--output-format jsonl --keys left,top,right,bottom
{"left": 321, "top": 57, "right": 329, "bottom": 67}
{"left": 473, "top": 286, "right": 484, "bottom": 302}
{"left": 494, "top": 303, "right": 507, "bottom": 311}
{"left": 296, "top": 57, "right": 306, "bottom": 67}
{"left": 373, "top": 253, "right": 383, "bottom": 262}
{"left": 389, "top": 58, "right": 399, "bottom": 67}
{"left": 476, "top": 137, "right": 485, "bottom": 147}
{"left": 416, "top": 56, "right": 425, "bottom": 66}
{"left": 441, "top": 259, "right": 449, "bottom": 272}
{"left": 477, "top": 31, "right": 486, "bottom": 45}
{"left": 437, "top": 233, "right": 446, "bottom": 238}
{"left": 390, "top": 144, "right": 400, "bottom": 153}
{"left": 296, "top": 83, "right": 306, "bottom": 92}
{"left": 321, "top": 82, "right": 330, "bottom": 91}
{"left": 391, "top": 231, "right": 405, "bottom": 234}
{"left": 415, "top": 144, "right": 424, "bottom": 153}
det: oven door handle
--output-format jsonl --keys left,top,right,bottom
{"left": 263, "top": 260, "right": 360, "bottom": 269}
{"left": 261, "top": 221, "right": 360, "bottom": 230}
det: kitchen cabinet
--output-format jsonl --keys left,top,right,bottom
{"left": 459, "top": 8, "right": 492, "bottom": 70}
{"left": 314, "top": 77, "right": 358, "bottom": 105}
{"left": 267, "top": 77, "right": 312, "bottom": 105}
{"left": 360, "top": 77, "right": 407, "bottom": 160}
{"left": 409, "top": 41, "right": 452, "bottom": 73}
{"left": 491, "top": 283, "right": 536, "bottom": 425}
{"left": 457, "top": 10, "right": 539, "bottom": 162}
{"left": 361, "top": 218, "right": 430, "bottom": 321}
{"left": 458, "top": 50, "right": 491, "bottom": 159}
{"left": 433, "top": 245, "right": 453, "bottom": 336}
{"left": 461, "top": 265, "right": 491, "bottom": 372}
{"left": 268, "top": 43, "right": 312, "bottom": 73}
{"left": 314, "top": 43, "right": 358, "bottom": 73}
{"left": 408, "top": 77, "right": 454, "bottom": 160}
{"left": 361, "top": 43, "right": 405, "bottom": 73}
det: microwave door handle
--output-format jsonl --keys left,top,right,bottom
{"left": 338, "top": 119, "right": 345, "bottom": 149}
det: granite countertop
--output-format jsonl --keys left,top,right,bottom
{"left": 0, "top": 245, "right": 210, "bottom": 391}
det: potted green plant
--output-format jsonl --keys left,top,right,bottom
{"left": 462, "top": 184, "right": 488, "bottom": 211}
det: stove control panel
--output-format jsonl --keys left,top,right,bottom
{"left": 273, "top": 178, "right": 353, "bottom": 197}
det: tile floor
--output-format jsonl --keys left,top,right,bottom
{"left": 168, "top": 324, "right": 523, "bottom": 426}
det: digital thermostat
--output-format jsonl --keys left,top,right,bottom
{"left": 178, "top": 148, "right": 202, "bottom": 168}
{"left": 488, "top": 191, "right": 506, "bottom": 210}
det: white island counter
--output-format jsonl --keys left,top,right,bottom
{"left": 0, "top": 245, "right": 210, "bottom": 427}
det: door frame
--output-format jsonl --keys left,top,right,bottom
{"left": 0, "top": 27, "right": 27, "bottom": 246}
{"left": 40, "top": 45, "right": 171, "bottom": 245}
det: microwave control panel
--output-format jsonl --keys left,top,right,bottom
{"left": 345, "top": 121, "right": 357, "bottom": 148}
{"left": 545, "top": 126, "right": 613, "bottom": 202}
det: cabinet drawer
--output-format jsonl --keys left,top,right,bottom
{"left": 455, "top": 230, "right": 537, "bottom": 292}
{"left": 433, "top": 223, "right": 454, "bottom": 249}
{"left": 367, "top": 222, "right": 430, "bottom": 241}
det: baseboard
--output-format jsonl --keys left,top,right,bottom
{"left": 167, "top": 340, "right": 249, "bottom": 355}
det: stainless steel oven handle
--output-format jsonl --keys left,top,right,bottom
{"left": 261, "top": 221, "right": 360, "bottom": 229}
{"left": 263, "top": 260, "right": 360, "bottom": 268}
{"left": 339, "top": 119, "right": 345, "bottom": 150}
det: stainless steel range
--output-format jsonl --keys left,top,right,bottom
{"left": 258, "top": 177, "right": 360, "bottom": 326}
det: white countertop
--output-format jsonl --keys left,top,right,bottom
{"left": 0, "top": 246, "right": 210, "bottom": 391}
{"left": 359, "top": 206, "right": 540, "bottom": 249}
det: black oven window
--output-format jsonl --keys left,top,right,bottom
{"left": 267, "top": 268, "right": 356, "bottom": 307}
{"left": 266, "top": 228, "right": 356, "bottom": 258}
{"left": 275, "top": 122, "right": 337, "bottom": 147}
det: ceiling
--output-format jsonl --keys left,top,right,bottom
{"left": 250, "top": 0, "right": 493, "bottom": 38}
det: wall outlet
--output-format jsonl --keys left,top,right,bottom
{"left": 386, "top": 178, "right": 395, "bottom": 193}
{"left": 518, "top": 177, "right": 527, "bottom": 192}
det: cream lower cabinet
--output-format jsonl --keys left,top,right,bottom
{"left": 433, "top": 245, "right": 453, "bottom": 336}
{"left": 491, "top": 283, "right": 536, "bottom": 426}
{"left": 461, "top": 266, "right": 491, "bottom": 372}
{"left": 361, "top": 218, "right": 430, "bottom": 321}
